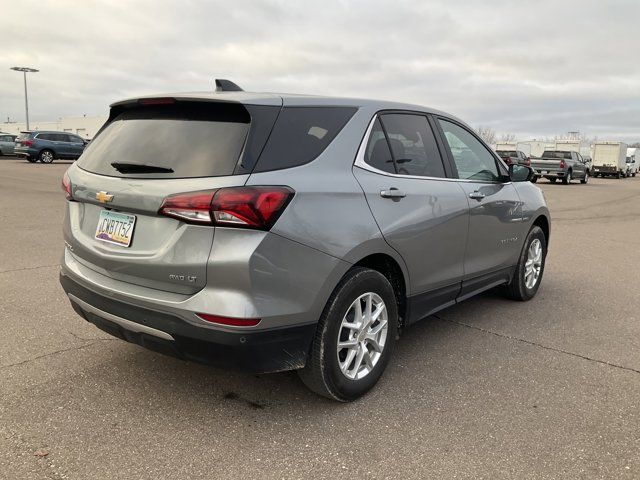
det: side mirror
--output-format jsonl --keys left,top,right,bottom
{"left": 509, "top": 164, "right": 534, "bottom": 182}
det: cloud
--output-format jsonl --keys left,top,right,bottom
{"left": 2, "top": 0, "right": 639, "bottom": 140}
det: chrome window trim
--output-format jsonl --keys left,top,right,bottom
{"left": 354, "top": 113, "right": 511, "bottom": 185}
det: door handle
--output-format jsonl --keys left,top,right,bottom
{"left": 380, "top": 188, "right": 406, "bottom": 199}
{"left": 468, "top": 191, "right": 485, "bottom": 200}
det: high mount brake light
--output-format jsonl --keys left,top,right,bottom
{"left": 138, "top": 97, "right": 176, "bottom": 105}
{"left": 158, "top": 186, "right": 294, "bottom": 230}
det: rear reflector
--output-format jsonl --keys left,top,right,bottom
{"left": 159, "top": 186, "right": 294, "bottom": 230}
{"left": 197, "top": 313, "right": 261, "bottom": 327}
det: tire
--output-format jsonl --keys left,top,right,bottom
{"left": 549, "top": 178, "right": 557, "bottom": 183}
{"left": 562, "top": 170, "right": 572, "bottom": 185}
{"left": 298, "top": 267, "right": 398, "bottom": 401}
{"left": 530, "top": 176, "right": 538, "bottom": 184}
{"left": 38, "top": 149, "right": 55, "bottom": 163}
{"left": 617, "top": 171, "right": 622, "bottom": 179}
{"left": 633, "top": 173, "right": 637, "bottom": 178}
{"left": 26, "top": 156, "right": 37, "bottom": 163}
{"left": 504, "top": 226, "right": 547, "bottom": 301}
{"left": 580, "top": 170, "right": 589, "bottom": 184}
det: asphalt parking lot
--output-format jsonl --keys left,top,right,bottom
{"left": 1, "top": 158, "right": 639, "bottom": 479}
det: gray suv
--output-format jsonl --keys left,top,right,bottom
{"left": 59, "top": 86, "right": 550, "bottom": 401}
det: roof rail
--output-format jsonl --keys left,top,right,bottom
{"left": 215, "top": 79, "right": 244, "bottom": 92}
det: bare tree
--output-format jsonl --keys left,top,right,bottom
{"left": 476, "top": 126, "right": 497, "bottom": 145}
{"left": 499, "top": 133, "right": 517, "bottom": 143}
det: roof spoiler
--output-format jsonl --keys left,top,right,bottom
{"left": 215, "top": 79, "right": 243, "bottom": 92}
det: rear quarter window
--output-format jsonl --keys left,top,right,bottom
{"left": 253, "top": 106, "right": 357, "bottom": 172}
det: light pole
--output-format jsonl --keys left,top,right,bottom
{"left": 10, "top": 67, "right": 39, "bottom": 130}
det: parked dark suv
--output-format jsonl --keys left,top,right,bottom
{"left": 15, "top": 131, "right": 87, "bottom": 163}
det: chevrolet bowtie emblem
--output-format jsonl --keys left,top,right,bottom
{"left": 96, "top": 191, "right": 114, "bottom": 203}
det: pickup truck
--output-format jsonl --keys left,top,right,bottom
{"left": 495, "top": 149, "right": 530, "bottom": 166}
{"left": 530, "top": 150, "right": 590, "bottom": 185}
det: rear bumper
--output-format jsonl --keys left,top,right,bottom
{"left": 14, "top": 147, "right": 37, "bottom": 157}
{"left": 534, "top": 170, "right": 566, "bottom": 178}
{"left": 60, "top": 271, "right": 316, "bottom": 373}
{"left": 593, "top": 166, "right": 618, "bottom": 174}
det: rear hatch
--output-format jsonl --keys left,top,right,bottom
{"left": 64, "top": 97, "right": 281, "bottom": 294}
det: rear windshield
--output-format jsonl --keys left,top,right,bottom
{"left": 496, "top": 150, "right": 517, "bottom": 157}
{"left": 77, "top": 103, "right": 251, "bottom": 178}
{"left": 542, "top": 151, "right": 572, "bottom": 159}
{"left": 17, "top": 133, "right": 32, "bottom": 141}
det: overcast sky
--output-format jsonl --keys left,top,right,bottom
{"left": 3, "top": 0, "right": 640, "bottom": 141}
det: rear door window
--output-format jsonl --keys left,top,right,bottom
{"left": 77, "top": 103, "right": 252, "bottom": 178}
{"left": 253, "top": 106, "right": 357, "bottom": 172}
{"left": 379, "top": 114, "right": 446, "bottom": 178}
{"left": 364, "top": 118, "right": 395, "bottom": 173}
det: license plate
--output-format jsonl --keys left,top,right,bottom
{"left": 95, "top": 210, "right": 136, "bottom": 247}
{"left": 542, "top": 170, "right": 548, "bottom": 174}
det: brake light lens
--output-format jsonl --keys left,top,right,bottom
{"left": 559, "top": 160, "right": 566, "bottom": 169}
{"left": 23, "top": 139, "right": 34, "bottom": 147}
{"left": 61, "top": 171, "right": 73, "bottom": 200}
{"left": 138, "top": 97, "right": 176, "bottom": 105}
{"left": 196, "top": 313, "right": 261, "bottom": 327}
{"left": 158, "top": 186, "right": 294, "bottom": 230}
{"left": 159, "top": 190, "right": 216, "bottom": 224}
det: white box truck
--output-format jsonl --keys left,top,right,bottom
{"left": 626, "top": 147, "right": 639, "bottom": 177}
{"left": 517, "top": 141, "right": 552, "bottom": 158}
{"left": 592, "top": 142, "right": 629, "bottom": 178}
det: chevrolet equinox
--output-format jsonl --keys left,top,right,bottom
{"left": 60, "top": 82, "right": 550, "bottom": 401}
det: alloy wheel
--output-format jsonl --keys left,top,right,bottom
{"left": 337, "top": 292, "right": 388, "bottom": 380}
{"left": 524, "top": 239, "right": 543, "bottom": 289}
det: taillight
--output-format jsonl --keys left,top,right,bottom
{"left": 196, "top": 313, "right": 261, "bottom": 327}
{"left": 158, "top": 186, "right": 294, "bottom": 230}
{"left": 24, "top": 139, "right": 34, "bottom": 147}
{"left": 559, "top": 160, "right": 566, "bottom": 169}
{"left": 61, "top": 171, "right": 73, "bottom": 200}
{"left": 158, "top": 190, "right": 216, "bottom": 224}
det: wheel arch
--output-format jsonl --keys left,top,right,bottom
{"left": 352, "top": 253, "right": 408, "bottom": 329}
{"left": 532, "top": 214, "right": 550, "bottom": 245}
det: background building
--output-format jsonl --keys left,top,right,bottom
{"left": 1, "top": 115, "right": 107, "bottom": 139}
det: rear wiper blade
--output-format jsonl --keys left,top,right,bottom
{"left": 110, "top": 162, "right": 174, "bottom": 174}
